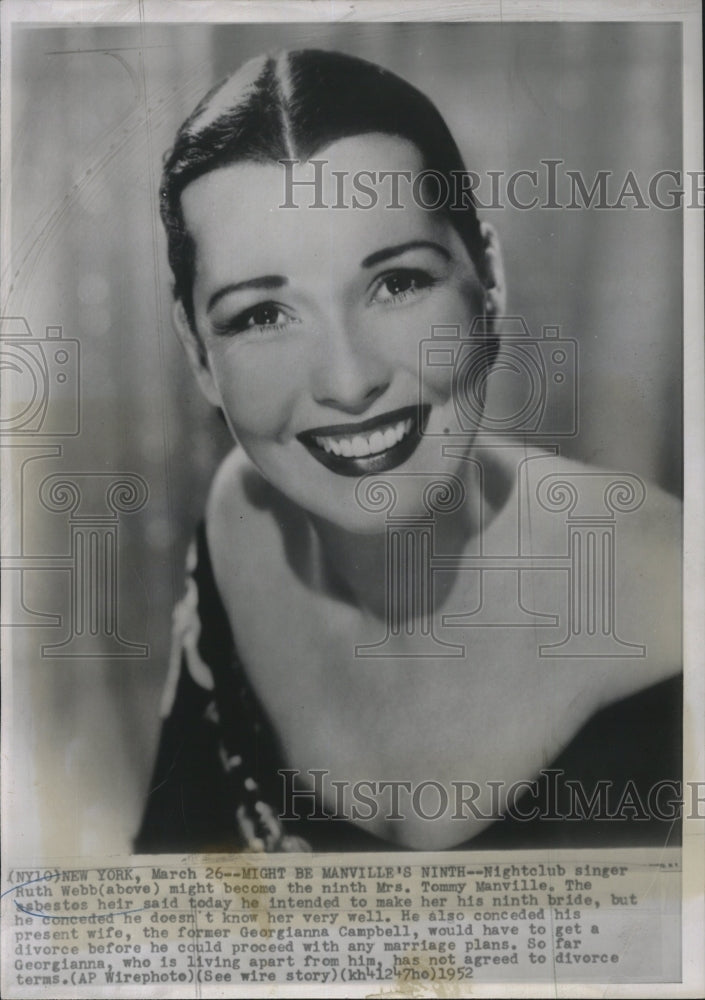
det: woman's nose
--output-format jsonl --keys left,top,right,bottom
{"left": 310, "top": 323, "right": 391, "bottom": 414}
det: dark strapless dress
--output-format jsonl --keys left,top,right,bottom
{"left": 135, "top": 524, "right": 682, "bottom": 854}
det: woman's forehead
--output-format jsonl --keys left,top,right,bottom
{"left": 181, "top": 134, "right": 459, "bottom": 282}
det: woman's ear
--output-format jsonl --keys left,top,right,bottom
{"left": 172, "top": 300, "right": 223, "bottom": 408}
{"left": 479, "top": 222, "right": 507, "bottom": 317}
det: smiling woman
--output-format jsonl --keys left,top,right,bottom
{"left": 135, "top": 48, "right": 681, "bottom": 854}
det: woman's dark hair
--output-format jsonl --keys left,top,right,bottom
{"left": 160, "top": 48, "right": 487, "bottom": 331}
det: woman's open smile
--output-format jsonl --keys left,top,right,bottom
{"left": 297, "top": 403, "right": 431, "bottom": 476}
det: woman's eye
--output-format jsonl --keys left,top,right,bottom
{"left": 371, "top": 269, "right": 436, "bottom": 305}
{"left": 213, "top": 302, "right": 297, "bottom": 336}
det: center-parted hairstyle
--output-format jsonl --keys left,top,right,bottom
{"left": 160, "top": 48, "right": 488, "bottom": 333}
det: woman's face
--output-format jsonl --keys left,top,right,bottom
{"left": 180, "top": 134, "right": 488, "bottom": 530}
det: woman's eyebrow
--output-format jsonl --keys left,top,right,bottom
{"left": 361, "top": 240, "right": 451, "bottom": 269}
{"left": 207, "top": 275, "right": 287, "bottom": 313}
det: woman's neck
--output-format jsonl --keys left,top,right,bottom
{"left": 308, "top": 455, "right": 505, "bottom": 620}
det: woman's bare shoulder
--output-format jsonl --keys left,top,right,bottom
{"left": 512, "top": 449, "right": 681, "bottom": 699}
{"left": 566, "top": 454, "right": 683, "bottom": 693}
{"left": 516, "top": 449, "right": 681, "bottom": 536}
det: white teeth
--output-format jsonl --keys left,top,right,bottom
{"left": 351, "top": 436, "right": 368, "bottom": 457}
{"left": 383, "top": 427, "right": 397, "bottom": 449}
{"left": 369, "top": 431, "right": 386, "bottom": 454}
{"left": 313, "top": 414, "right": 416, "bottom": 458}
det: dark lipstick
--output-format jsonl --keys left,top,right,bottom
{"left": 297, "top": 404, "right": 431, "bottom": 477}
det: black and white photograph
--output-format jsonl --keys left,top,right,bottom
{"left": 1, "top": 1, "right": 703, "bottom": 996}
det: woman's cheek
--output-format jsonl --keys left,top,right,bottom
{"left": 215, "top": 356, "right": 298, "bottom": 442}
{"left": 423, "top": 363, "right": 456, "bottom": 404}
{"left": 396, "top": 292, "right": 477, "bottom": 401}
